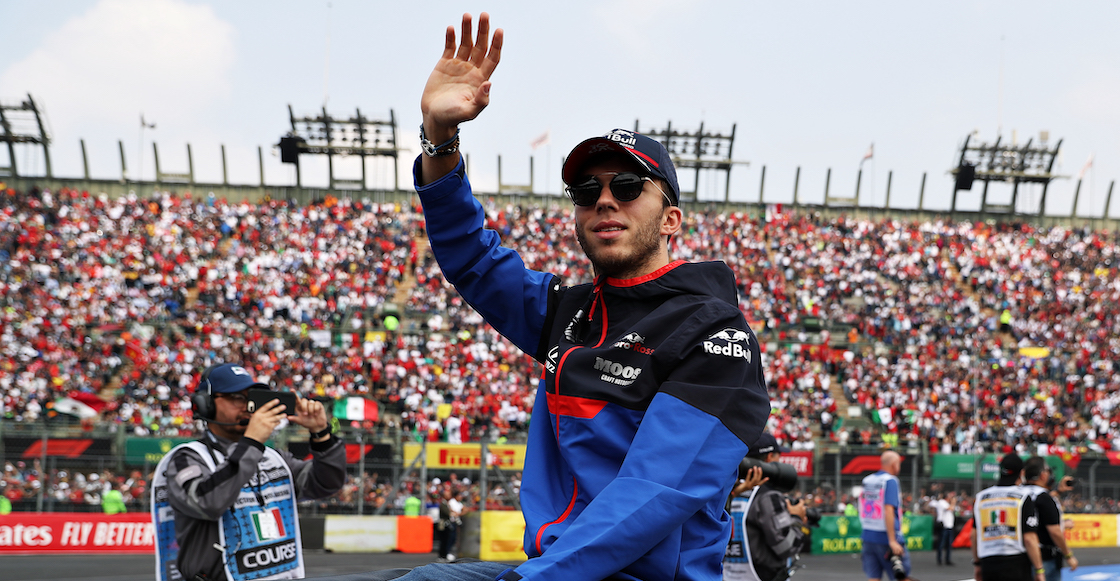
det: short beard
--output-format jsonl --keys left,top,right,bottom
{"left": 577, "top": 210, "right": 665, "bottom": 279}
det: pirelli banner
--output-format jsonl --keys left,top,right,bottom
{"left": 1065, "top": 514, "right": 1120, "bottom": 548}
{"left": 0, "top": 513, "right": 154, "bottom": 554}
{"left": 810, "top": 514, "right": 934, "bottom": 554}
{"left": 402, "top": 443, "right": 527, "bottom": 471}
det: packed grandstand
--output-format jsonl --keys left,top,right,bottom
{"left": 1, "top": 184, "right": 1118, "bottom": 516}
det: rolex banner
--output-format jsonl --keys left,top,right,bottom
{"left": 810, "top": 515, "right": 933, "bottom": 554}
{"left": 124, "top": 437, "right": 193, "bottom": 465}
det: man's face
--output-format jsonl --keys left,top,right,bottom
{"left": 571, "top": 156, "right": 681, "bottom": 279}
{"left": 211, "top": 390, "right": 251, "bottom": 439}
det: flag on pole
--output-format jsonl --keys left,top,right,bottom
{"left": 1078, "top": 153, "right": 1093, "bottom": 180}
{"left": 333, "top": 397, "right": 378, "bottom": 421}
{"left": 141, "top": 115, "right": 156, "bottom": 129}
{"left": 862, "top": 143, "right": 874, "bottom": 161}
{"left": 530, "top": 130, "right": 550, "bottom": 150}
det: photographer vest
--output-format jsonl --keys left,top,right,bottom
{"left": 859, "top": 471, "right": 901, "bottom": 543}
{"left": 724, "top": 487, "right": 763, "bottom": 581}
{"left": 152, "top": 440, "right": 304, "bottom": 581}
{"left": 974, "top": 485, "right": 1029, "bottom": 559}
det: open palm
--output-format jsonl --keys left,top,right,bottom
{"left": 421, "top": 13, "right": 503, "bottom": 130}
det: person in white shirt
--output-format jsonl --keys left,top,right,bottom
{"left": 930, "top": 492, "right": 956, "bottom": 565}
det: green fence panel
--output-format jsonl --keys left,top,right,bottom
{"left": 811, "top": 514, "right": 933, "bottom": 554}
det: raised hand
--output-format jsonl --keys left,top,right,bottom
{"left": 289, "top": 395, "right": 329, "bottom": 435}
{"left": 244, "top": 398, "right": 287, "bottom": 443}
{"left": 420, "top": 12, "right": 503, "bottom": 141}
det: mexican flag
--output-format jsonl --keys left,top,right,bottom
{"left": 53, "top": 397, "right": 99, "bottom": 419}
{"left": 333, "top": 397, "right": 378, "bottom": 422}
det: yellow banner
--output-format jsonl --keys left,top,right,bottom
{"left": 480, "top": 511, "right": 527, "bottom": 562}
{"left": 403, "top": 443, "right": 527, "bottom": 470}
{"left": 1064, "top": 514, "right": 1119, "bottom": 548}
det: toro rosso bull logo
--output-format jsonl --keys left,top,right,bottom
{"left": 703, "top": 328, "right": 752, "bottom": 363}
{"left": 613, "top": 332, "right": 654, "bottom": 354}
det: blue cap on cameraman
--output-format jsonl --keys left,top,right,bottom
{"left": 748, "top": 432, "right": 789, "bottom": 457}
{"left": 202, "top": 363, "right": 268, "bottom": 394}
{"left": 562, "top": 128, "right": 680, "bottom": 205}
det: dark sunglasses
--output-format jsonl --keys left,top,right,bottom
{"left": 565, "top": 172, "right": 669, "bottom": 207}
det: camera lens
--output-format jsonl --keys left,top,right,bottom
{"left": 738, "top": 458, "right": 799, "bottom": 492}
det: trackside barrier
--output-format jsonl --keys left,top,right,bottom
{"left": 479, "top": 511, "right": 527, "bottom": 562}
{"left": 396, "top": 516, "right": 433, "bottom": 554}
{"left": 323, "top": 515, "right": 396, "bottom": 552}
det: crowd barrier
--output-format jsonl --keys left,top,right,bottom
{"left": 3, "top": 512, "right": 1116, "bottom": 556}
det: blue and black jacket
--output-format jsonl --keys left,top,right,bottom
{"left": 415, "top": 158, "right": 771, "bottom": 581}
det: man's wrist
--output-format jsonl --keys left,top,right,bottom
{"left": 308, "top": 425, "right": 333, "bottom": 440}
{"left": 421, "top": 120, "right": 459, "bottom": 149}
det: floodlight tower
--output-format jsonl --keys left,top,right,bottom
{"left": 950, "top": 132, "right": 1061, "bottom": 217}
{"left": 635, "top": 120, "right": 745, "bottom": 203}
{"left": 0, "top": 94, "right": 52, "bottom": 178}
{"left": 279, "top": 105, "right": 400, "bottom": 190}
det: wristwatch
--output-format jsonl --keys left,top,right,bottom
{"left": 309, "top": 425, "right": 333, "bottom": 440}
{"left": 420, "top": 124, "right": 461, "bottom": 157}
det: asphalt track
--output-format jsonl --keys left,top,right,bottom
{"left": 5, "top": 547, "right": 1119, "bottom": 581}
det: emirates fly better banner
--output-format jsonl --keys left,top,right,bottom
{"left": 0, "top": 513, "right": 154, "bottom": 554}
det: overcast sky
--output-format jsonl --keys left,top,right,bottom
{"left": 2, "top": 0, "right": 1119, "bottom": 216}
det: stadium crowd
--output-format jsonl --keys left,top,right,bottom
{"left": 2, "top": 184, "right": 1119, "bottom": 508}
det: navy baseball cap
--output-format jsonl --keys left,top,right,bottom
{"left": 748, "top": 432, "right": 789, "bottom": 457}
{"left": 201, "top": 363, "right": 268, "bottom": 394}
{"left": 562, "top": 129, "right": 680, "bottom": 205}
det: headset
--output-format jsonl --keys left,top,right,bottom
{"left": 190, "top": 364, "right": 219, "bottom": 422}
{"left": 191, "top": 364, "right": 249, "bottom": 427}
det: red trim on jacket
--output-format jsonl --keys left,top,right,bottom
{"left": 535, "top": 478, "right": 579, "bottom": 555}
{"left": 605, "top": 260, "right": 687, "bottom": 288}
{"left": 546, "top": 391, "right": 608, "bottom": 420}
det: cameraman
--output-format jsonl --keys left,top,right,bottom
{"left": 724, "top": 433, "right": 810, "bottom": 581}
{"left": 152, "top": 363, "right": 346, "bottom": 581}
